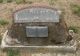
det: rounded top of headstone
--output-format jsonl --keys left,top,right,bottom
{"left": 13, "top": 5, "right": 61, "bottom": 23}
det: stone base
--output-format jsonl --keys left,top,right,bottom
{"left": 1, "top": 30, "right": 77, "bottom": 53}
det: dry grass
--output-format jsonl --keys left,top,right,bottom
{"left": 0, "top": 0, "right": 80, "bottom": 56}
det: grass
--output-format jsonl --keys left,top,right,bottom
{"left": 15, "top": 0, "right": 24, "bottom": 4}
{"left": 48, "top": 0, "right": 56, "bottom": 5}
{"left": 0, "top": 0, "right": 33, "bottom": 4}
{"left": 68, "top": 26, "right": 78, "bottom": 33}
{"left": 15, "top": 0, "right": 33, "bottom": 4}
{"left": 71, "top": 4, "right": 80, "bottom": 17}
{"left": 36, "top": 0, "right": 43, "bottom": 2}
{"left": 7, "top": 0, "right": 12, "bottom": 3}
{"left": 7, "top": 48, "right": 20, "bottom": 56}
{"left": 0, "top": 0, "right": 3, "bottom": 3}
{"left": 0, "top": 19, "right": 9, "bottom": 26}
{"left": 25, "top": 0, "right": 33, "bottom": 4}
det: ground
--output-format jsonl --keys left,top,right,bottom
{"left": 0, "top": 0, "right": 80, "bottom": 56}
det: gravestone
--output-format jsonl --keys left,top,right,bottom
{"left": 2, "top": 5, "right": 72, "bottom": 46}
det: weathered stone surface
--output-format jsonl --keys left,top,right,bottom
{"left": 8, "top": 5, "right": 68, "bottom": 45}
